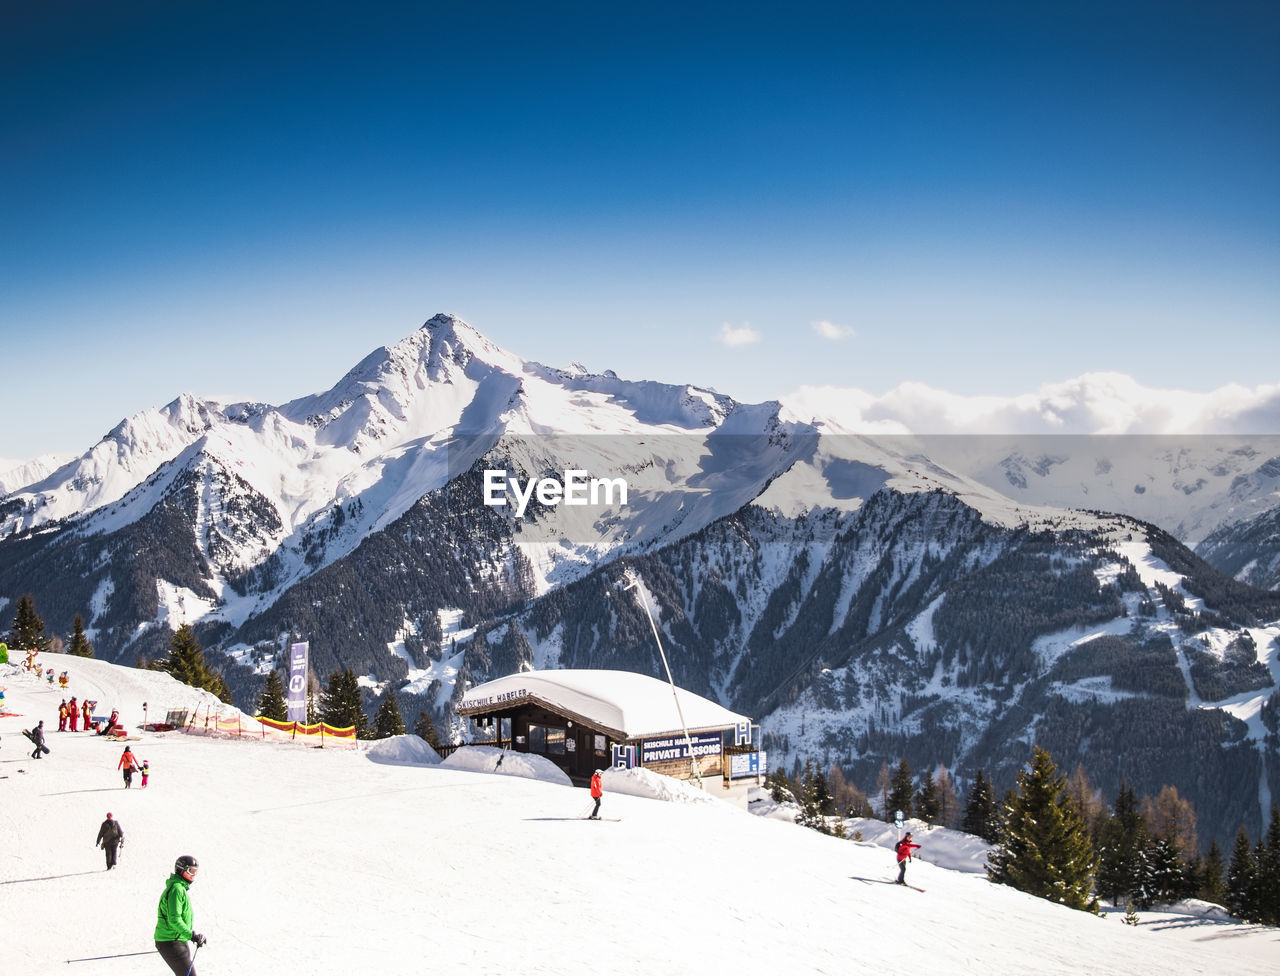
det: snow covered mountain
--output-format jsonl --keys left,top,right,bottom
{"left": 2, "top": 314, "right": 1277, "bottom": 854}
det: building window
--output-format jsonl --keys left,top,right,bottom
{"left": 528, "top": 723, "right": 566, "bottom": 755}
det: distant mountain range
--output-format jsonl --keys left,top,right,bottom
{"left": 1, "top": 314, "right": 1277, "bottom": 850}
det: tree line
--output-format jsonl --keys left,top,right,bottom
{"left": 771, "top": 745, "right": 1280, "bottom": 926}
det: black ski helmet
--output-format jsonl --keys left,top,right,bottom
{"left": 174, "top": 855, "right": 199, "bottom": 876}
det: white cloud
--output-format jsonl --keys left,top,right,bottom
{"left": 717, "top": 322, "right": 761, "bottom": 348}
{"left": 779, "top": 374, "right": 1280, "bottom": 435}
{"left": 811, "top": 319, "right": 854, "bottom": 341}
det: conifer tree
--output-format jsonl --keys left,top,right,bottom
{"left": 1198, "top": 839, "right": 1226, "bottom": 905}
{"left": 987, "top": 745, "right": 1099, "bottom": 913}
{"left": 1142, "top": 836, "right": 1188, "bottom": 907}
{"left": 886, "top": 758, "right": 914, "bottom": 821}
{"left": 319, "top": 668, "right": 369, "bottom": 738}
{"left": 256, "top": 670, "right": 288, "bottom": 721}
{"left": 1260, "top": 804, "right": 1280, "bottom": 926}
{"left": 810, "top": 763, "right": 835, "bottom": 817}
{"left": 160, "top": 624, "right": 232, "bottom": 703}
{"left": 916, "top": 768, "right": 939, "bottom": 824}
{"left": 962, "top": 769, "right": 999, "bottom": 843}
{"left": 67, "top": 614, "right": 94, "bottom": 658}
{"left": 8, "top": 593, "right": 49, "bottom": 653}
{"left": 1225, "top": 826, "right": 1256, "bottom": 922}
{"left": 1097, "top": 783, "right": 1148, "bottom": 906}
{"left": 414, "top": 710, "right": 441, "bottom": 749}
{"left": 373, "top": 693, "right": 406, "bottom": 738}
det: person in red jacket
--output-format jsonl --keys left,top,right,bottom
{"left": 68, "top": 696, "right": 79, "bottom": 732}
{"left": 588, "top": 769, "right": 604, "bottom": 819}
{"left": 895, "top": 831, "right": 921, "bottom": 885}
{"left": 118, "top": 745, "right": 141, "bottom": 788}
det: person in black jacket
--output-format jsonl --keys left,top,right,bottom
{"left": 96, "top": 812, "right": 124, "bottom": 869}
{"left": 29, "top": 720, "right": 46, "bottom": 759}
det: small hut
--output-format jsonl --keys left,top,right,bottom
{"left": 457, "top": 669, "right": 754, "bottom": 783}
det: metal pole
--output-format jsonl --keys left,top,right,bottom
{"left": 624, "top": 571, "right": 702, "bottom": 787}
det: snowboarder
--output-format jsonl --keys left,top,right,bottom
{"left": 96, "top": 812, "right": 124, "bottom": 870}
{"left": 141, "top": 760, "right": 150, "bottom": 788}
{"left": 118, "top": 745, "right": 141, "bottom": 787}
{"left": 589, "top": 768, "right": 604, "bottom": 819}
{"left": 894, "top": 831, "right": 921, "bottom": 885}
{"left": 68, "top": 696, "right": 79, "bottom": 731}
{"left": 155, "top": 855, "right": 206, "bottom": 976}
{"left": 28, "top": 720, "right": 47, "bottom": 759}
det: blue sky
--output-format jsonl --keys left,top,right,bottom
{"left": 2, "top": 0, "right": 1277, "bottom": 459}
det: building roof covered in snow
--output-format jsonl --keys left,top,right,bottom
{"left": 457, "top": 668, "right": 749, "bottom": 742}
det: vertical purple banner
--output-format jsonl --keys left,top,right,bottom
{"left": 286, "top": 641, "right": 309, "bottom": 723}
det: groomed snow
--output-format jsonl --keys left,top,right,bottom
{"left": 2, "top": 656, "right": 1278, "bottom": 976}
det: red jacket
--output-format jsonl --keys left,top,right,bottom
{"left": 118, "top": 750, "right": 139, "bottom": 771}
{"left": 590, "top": 773, "right": 603, "bottom": 798}
{"left": 895, "top": 838, "right": 921, "bottom": 862}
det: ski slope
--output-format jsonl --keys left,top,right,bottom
{"left": 1, "top": 654, "right": 1277, "bottom": 976}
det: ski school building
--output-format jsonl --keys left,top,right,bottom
{"left": 456, "top": 669, "right": 762, "bottom": 786}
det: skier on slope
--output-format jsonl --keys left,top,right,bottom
{"left": 894, "top": 831, "right": 921, "bottom": 885}
{"left": 589, "top": 768, "right": 604, "bottom": 819}
{"left": 155, "top": 855, "right": 207, "bottom": 975}
{"left": 96, "top": 812, "right": 124, "bottom": 870}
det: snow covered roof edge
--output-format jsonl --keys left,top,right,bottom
{"left": 458, "top": 669, "right": 750, "bottom": 741}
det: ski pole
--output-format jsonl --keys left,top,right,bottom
{"left": 185, "top": 943, "right": 200, "bottom": 976}
{"left": 67, "top": 951, "right": 154, "bottom": 963}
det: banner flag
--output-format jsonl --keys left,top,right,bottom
{"left": 286, "top": 641, "right": 309, "bottom": 723}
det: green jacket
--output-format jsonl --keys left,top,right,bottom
{"left": 154, "top": 873, "right": 194, "bottom": 942}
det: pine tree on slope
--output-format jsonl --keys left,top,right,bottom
{"left": 373, "top": 694, "right": 406, "bottom": 739}
{"left": 160, "top": 624, "right": 232, "bottom": 703}
{"left": 962, "top": 769, "right": 1000, "bottom": 843}
{"left": 257, "top": 670, "right": 288, "bottom": 722}
{"left": 987, "top": 745, "right": 1099, "bottom": 913}
{"left": 916, "top": 768, "right": 939, "bottom": 824}
{"left": 67, "top": 614, "right": 94, "bottom": 658}
{"left": 319, "top": 668, "right": 369, "bottom": 739}
{"left": 414, "top": 710, "right": 440, "bottom": 749}
{"left": 1097, "top": 783, "right": 1148, "bottom": 907}
{"left": 1225, "top": 826, "right": 1256, "bottom": 922}
{"left": 8, "top": 593, "right": 50, "bottom": 653}
{"left": 1198, "top": 839, "right": 1226, "bottom": 905}
{"left": 886, "top": 757, "right": 914, "bottom": 822}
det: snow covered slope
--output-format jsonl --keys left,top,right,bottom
{"left": 1, "top": 655, "right": 1276, "bottom": 976}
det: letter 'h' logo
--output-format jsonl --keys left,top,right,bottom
{"left": 612, "top": 744, "right": 636, "bottom": 769}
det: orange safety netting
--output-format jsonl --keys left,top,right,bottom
{"left": 178, "top": 707, "right": 358, "bottom": 747}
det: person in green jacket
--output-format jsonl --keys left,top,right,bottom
{"left": 154, "top": 855, "right": 206, "bottom": 975}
